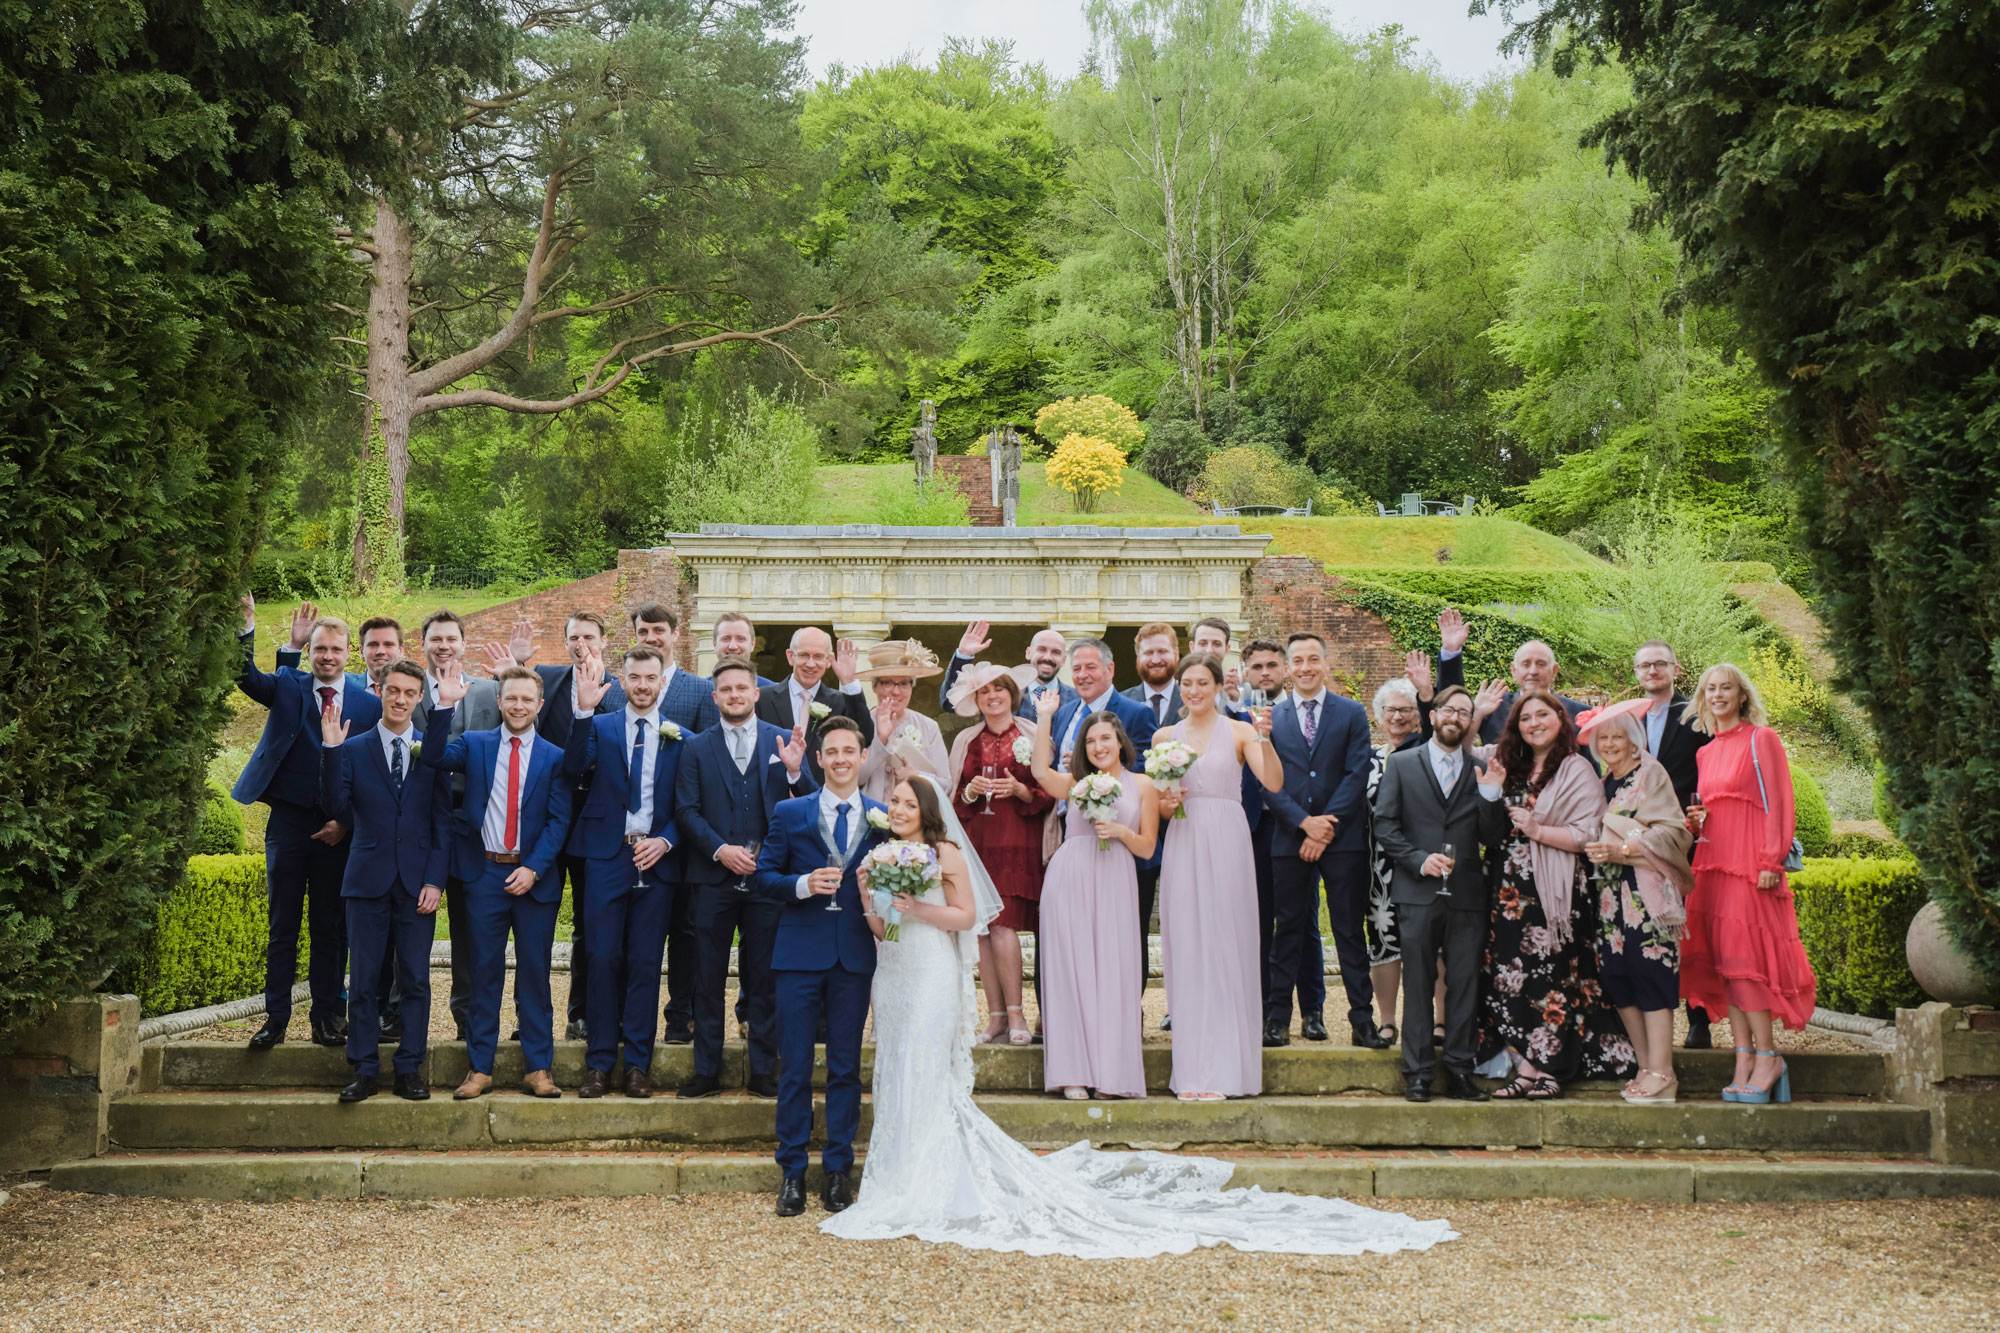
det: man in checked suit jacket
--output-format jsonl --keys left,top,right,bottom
{"left": 673, "top": 657, "right": 815, "bottom": 1100}
{"left": 1370, "top": 683, "right": 1508, "bottom": 1104}
{"left": 1261, "top": 633, "right": 1383, "bottom": 1049}
{"left": 755, "top": 627, "right": 874, "bottom": 784}
{"left": 233, "top": 596, "right": 383, "bottom": 1051}
{"left": 318, "top": 659, "right": 451, "bottom": 1104}
{"left": 421, "top": 664, "right": 575, "bottom": 1100}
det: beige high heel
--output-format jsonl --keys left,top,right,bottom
{"left": 1007, "top": 1005, "right": 1031, "bottom": 1046}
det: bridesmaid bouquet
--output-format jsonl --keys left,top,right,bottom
{"left": 1071, "top": 772, "right": 1124, "bottom": 849}
{"left": 860, "top": 839, "right": 939, "bottom": 941}
{"left": 1143, "top": 739, "right": 1196, "bottom": 818}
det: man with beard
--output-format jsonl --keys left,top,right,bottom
{"left": 1125, "top": 622, "right": 1182, "bottom": 729}
{"left": 1370, "top": 683, "right": 1507, "bottom": 1103}
{"left": 939, "top": 621, "right": 1076, "bottom": 720}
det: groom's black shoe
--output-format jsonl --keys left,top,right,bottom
{"left": 1350, "top": 1019, "right": 1391, "bottom": 1050}
{"left": 677, "top": 1072, "right": 722, "bottom": 1099}
{"left": 1443, "top": 1071, "right": 1491, "bottom": 1102}
{"left": 1262, "top": 1020, "right": 1290, "bottom": 1048}
{"left": 1302, "top": 1014, "right": 1330, "bottom": 1042}
{"left": 1403, "top": 1075, "right": 1433, "bottom": 1103}
{"left": 821, "top": 1170, "right": 854, "bottom": 1213}
{"left": 746, "top": 1071, "right": 780, "bottom": 1099}
{"left": 776, "top": 1177, "right": 807, "bottom": 1217}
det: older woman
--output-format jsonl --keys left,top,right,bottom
{"left": 948, "top": 662, "right": 1053, "bottom": 1045}
{"left": 1364, "top": 677, "right": 1427, "bottom": 1042}
{"left": 1478, "top": 692, "right": 1626, "bottom": 1098}
{"left": 1578, "top": 698, "right": 1693, "bottom": 1105}
{"left": 857, "top": 641, "right": 950, "bottom": 805}
{"left": 1683, "top": 663, "right": 1816, "bottom": 1105}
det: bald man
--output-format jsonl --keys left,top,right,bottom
{"left": 1434, "top": 611, "right": 1587, "bottom": 745}
{"left": 755, "top": 627, "right": 874, "bottom": 783}
{"left": 940, "top": 621, "right": 1077, "bottom": 720}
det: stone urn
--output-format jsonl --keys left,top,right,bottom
{"left": 1906, "top": 901, "right": 2000, "bottom": 1006}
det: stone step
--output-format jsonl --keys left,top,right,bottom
{"left": 108, "top": 1091, "right": 1931, "bottom": 1156}
{"left": 53, "top": 1149, "right": 2000, "bottom": 1205}
{"left": 143, "top": 1039, "right": 1889, "bottom": 1101}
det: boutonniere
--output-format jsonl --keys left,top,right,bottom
{"left": 408, "top": 741, "right": 423, "bottom": 762}
{"left": 865, "top": 808, "right": 890, "bottom": 831}
{"left": 659, "top": 720, "right": 684, "bottom": 741}
{"left": 1011, "top": 734, "right": 1034, "bottom": 766}
{"left": 808, "top": 701, "right": 831, "bottom": 721}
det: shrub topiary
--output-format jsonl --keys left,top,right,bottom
{"left": 1791, "top": 766, "right": 1833, "bottom": 857}
{"left": 193, "top": 780, "right": 247, "bottom": 856}
{"left": 1790, "top": 856, "right": 1927, "bottom": 1018}
{"left": 131, "top": 855, "right": 288, "bottom": 1017}
{"left": 0, "top": 4, "right": 384, "bottom": 1040}
{"left": 1044, "top": 434, "right": 1127, "bottom": 513}
{"left": 1033, "top": 395, "right": 1145, "bottom": 455}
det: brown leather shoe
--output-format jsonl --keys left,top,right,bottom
{"left": 521, "top": 1069, "right": 561, "bottom": 1099}
{"left": 453, "top": 1071, "right": 493, "bottom": 1100}
{"left": 623, "top": 1066, "right": 653, "bottom": 1098}
{"left": 578, "top": 1067, "right": 610, "bottom": 1099}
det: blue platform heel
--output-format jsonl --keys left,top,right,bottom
{"left": 1720, "top": 1046, "right": 1754, "bottom": 1102}
{"left": 1735, "top": 1050, "right": 1790, "bottom": 1105}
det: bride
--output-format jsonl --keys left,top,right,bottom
{"left": 829, "top": 772, "right": 1456, "bottom": 1259}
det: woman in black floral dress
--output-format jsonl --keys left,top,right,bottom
{"left": 1477, "top": 693, "right": 1632, "bottom": 1097}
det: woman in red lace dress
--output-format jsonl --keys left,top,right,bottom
{"left": 1681, "top": 663, "right": 1816, "bottom": 1104}
{"left": 948, "top": 663, "right": 1054, "bottom": 1044}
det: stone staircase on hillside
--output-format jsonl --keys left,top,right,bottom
{"left": 49, "top": 1040, "right": 2000, "bottom": 1204}
{"left": 932, "top": 455, "right": 1002, "bottom": 526}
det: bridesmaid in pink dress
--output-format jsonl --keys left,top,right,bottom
{"left": 1154, "top": 653, "right": 1285, "bottom": 1100}
{"left": 1028, "top": 688, "right": 1161, "bottom": 1100}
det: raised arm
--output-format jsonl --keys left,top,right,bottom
{"left": 1028, "top": 691, "right": 1072, "bottom": 799}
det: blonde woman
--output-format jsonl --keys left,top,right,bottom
{"left": 1682, "top": 663, "right": 1817, "bottom": 1104}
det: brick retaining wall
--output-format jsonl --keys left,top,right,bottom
{"left": 458, "top": 549, "right": 696, "bottom": 670}
{"left": 1245, "top": 556, "right": 1405, "bottom": 704}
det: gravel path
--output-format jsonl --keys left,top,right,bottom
{"left": 1, "top": 1185, "right": 1993, "bottom": 1331}
{"left": 190, "top": 969, "right": 1868, "bottom": 1054}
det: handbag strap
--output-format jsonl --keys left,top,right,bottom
{"left": 1746, "top": 726, "right": 1770, "bottom": 812}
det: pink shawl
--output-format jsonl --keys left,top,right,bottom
{"left": 1521, "top": 752, "right": 1606, "bottom": 944}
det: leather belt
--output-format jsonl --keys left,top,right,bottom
{"left": 485, "top": 851, "right": 522, "bottom": 864}
{"left": 625, "top": 833, "right": 647, "bottom": 845}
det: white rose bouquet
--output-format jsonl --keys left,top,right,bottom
{"left": 1143, "top": 739, "right": 1197, "bottom": 818}
{"left": 1071, "top": 772, "right": 1124, "bottom": 849}
{"left": 859, "top": 839, "right": 940, "bottom": 941}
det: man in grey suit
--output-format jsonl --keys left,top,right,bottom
{"left": 414, "top": 608, "right": 501, "bottom": 1039}
{"left": 1370, "top": 683, "right": 1506, "bottom": 1103}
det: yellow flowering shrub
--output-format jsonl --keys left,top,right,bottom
{"left": 1034, "top": 395, "right": 1145, "bottom": 455}
{"left": 1045, "top": 433, "right": 1127, "bottom": 512}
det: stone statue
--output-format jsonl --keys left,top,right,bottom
{"left": 911, "top": 399, "right": 937, "bottom": 493}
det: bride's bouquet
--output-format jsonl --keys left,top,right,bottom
{"left": 1071, "top": 772, "right": 1124, "bottom": 849}
{"left": 1143, "top": 739, "right": 1196, "bottom": 818}
{"left": 860, "top": 839, "right": 940, "bottom": 941}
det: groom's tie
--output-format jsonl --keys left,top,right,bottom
{"left": 832, "top": 800, "right": 851, "bottom": 864}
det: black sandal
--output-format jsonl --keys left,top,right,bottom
{"left": 1379, "top": 1023, "right": 1399, "bottom": 1044}
{"left": 1491, "top": 1074, "right": 1539, "bottom": 1100}
{"left": 1523, "top": 1075, "right": 1563, "bottom": 1100}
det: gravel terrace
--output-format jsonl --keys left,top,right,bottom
{"left": 191, "top": 969, "right": 1869, "bottom": 1055}
{"left": 0, "top": 1185, "right": 1993, "bottom": 1332}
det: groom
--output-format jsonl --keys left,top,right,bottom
{"left": 754, "top": 715, "right": 887, "bottom": 1217}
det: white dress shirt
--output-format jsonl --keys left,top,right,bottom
{"left": 796, "top": 787, "right": 864, "bottom": 899}
{"left": 376, "top": 720, "right": 416, "bottom": 777}
{"left": 621, "top": 705, "right": 666, "bottom": 839}
{"left": 1143, "top": 685, "right": 1172, "bottom": 722}
{"left": 482, "top": 726, "right": 537, "bottom": 853}
{"left": 784, "top": 672, "right": 862, "bottom": 723}
{"left": 310, "top": 675, "right": 344, "bottom": 722}
{"left": 723, "top": 719, "right": 758, "bottom": 774}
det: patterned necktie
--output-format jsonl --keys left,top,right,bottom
{"left": 832, "top": 800, "right": 851, "bottom": 862}
{"left": 732, "top": 726, "right": 750, "bottom": 774}
{"left": 1440, "top": 750, "right": 1460, "bottom": 792}
{"left": 390, "top": 736, "right": 404, "bottom": 796}
{"left": 627, "top": 719, "right": 647, "bottom": 816}
{"left": 1300, "top": 697, "right": 1318, "bottom": 746}
{"left": 505, "top": 737, "right": 522, "bottom": 851}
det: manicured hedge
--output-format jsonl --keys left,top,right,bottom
{"left": 193, "top": 780, "right": 246, "bottom": 856}
{"left": 133, "top": 855, "right": 287, "bottom": 1018}
{"left": 1329, "top": 567, "right": 1577, "bottom": 608}
{"left": 1791, "top": 856, "right": 1927, "bottom": 1018}
{"left": 1332, "top": 578, "right": 1577, "bottom": 686}
{"left": 1792, "top": 766, "right": 1833, "bottom": 857}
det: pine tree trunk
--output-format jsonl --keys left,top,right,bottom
{"left": 355, "top": 194, "right": 414, "bottom": 589}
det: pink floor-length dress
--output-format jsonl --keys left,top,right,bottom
{"left": 1158, "top": 725, "right": 1263, "bottom": 1097}
{"left": 1039, "top": 780, "right": 1148, "bottom": 1098}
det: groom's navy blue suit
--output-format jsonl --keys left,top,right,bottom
{"left": 754, "top": 789, "right": 887, "bottom": 1181}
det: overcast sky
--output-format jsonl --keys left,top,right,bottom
{"left": 786, "top": 0, "right": 1522, "bottom": 85}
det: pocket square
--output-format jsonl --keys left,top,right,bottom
{"left": 767, "top": 753, "right": 781, "bottom": 764}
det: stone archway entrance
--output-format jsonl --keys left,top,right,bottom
{"left": 672, "top": 524, "right": 1275, "bottom": 682}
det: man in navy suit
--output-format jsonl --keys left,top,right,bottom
{"left": 628, "top": 601, "right": 716, "bottom": 1046}
{"left": 421, "top": 665, "right": 574, "bottom": 1099}
{"left": 1048, "top": 638, "right": 1158, "bottom": 991}
{"left": 565, "top": 645, "right": 687, "bottom": 1098}
{"left": 755, "top": 627, "right": 874, "bottom": 784}
{"left": 233, "top": 595, "right": 383, "bottom": 1050}
{"left": 318, "top": 659, "right": 451, "bottom": 1103}
{"left": 938, "top": 619, "right": 1077, "bottom": 720}
{"left": 754, "top": 715, "right": 885, "bottom": 1217}
{"left": 1263, "top": 632, "right": 1388, "bottom": 1050}
{"left": 1237, "top": 637, "right": 1327, "bottom": 1027}
{"left": 673, "top": 657, "right": 814, "bottom": 1100}
{"left": 507, "top": 609, "right": 625, "bottom": 1042}
{"left": 714, "top": 612, "right": 777, "bottom": 687}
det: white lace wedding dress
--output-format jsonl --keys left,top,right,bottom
{"left": 819, "top": 777, "right": 1456, "bottom": 1259}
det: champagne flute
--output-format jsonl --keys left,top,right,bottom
{"left": 823, "top": 845, "right": 845, "bottom": 912}
{"left": 981, "top": 763, "right": 1000, "bottom": 814}
{"left": 735, "top": 838, "right": 761, "bottom": 895}
{"left": 1689, "top": 790, "right": 1710, "bottom": 844}
{"left": 1438, "top": 841, "right": 1457, "bottom": 899}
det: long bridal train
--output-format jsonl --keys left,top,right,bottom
{"left": 820, "top": 774, "right": 1455, "bottom": 1260}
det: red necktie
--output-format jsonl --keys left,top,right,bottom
{"left": 505, "top": 737, "right": 522, "bottom": 851}
{"left": 318, "top": 685, "right": 336, "bottom": 716}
